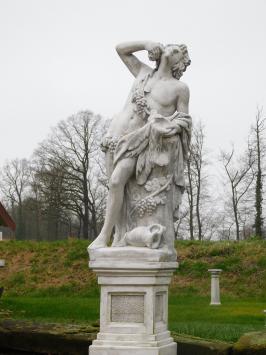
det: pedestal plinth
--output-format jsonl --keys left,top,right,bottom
{"left": 88, "top": 247, "right": 178, "bottom": 355}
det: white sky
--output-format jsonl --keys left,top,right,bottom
{"left": 0, "top": 0, "right": 266, "bottom": 166}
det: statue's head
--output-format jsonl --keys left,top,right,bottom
{"left": 149, "top": 44, "right": 191, "bottom": 80}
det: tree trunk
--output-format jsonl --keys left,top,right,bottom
{"left": 187, "top": 159, "right": 194, "bottom": 240}
{"left": 196, "top": 171, "right": 202, "bottom": 241}
{"left": 90, "top": 207, "right": 98, "bottom": 240}
{"left": 17, "top": 199, "right": 24, "bottom": 240}
{"left": 254, "top": 122, "right": 263, "bottom": 237}
{"left": 230, "top": 180, "right": 240, "bottom": 241}
{"left": 83, "top": 178, "right": 89, "bottom": 239}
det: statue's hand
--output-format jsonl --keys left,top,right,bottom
{"left": 148, "top": 110, "right": 182, "bottom": 136}
{"left": 159, "top": 124, "right": 182, "bottom": 137}
{"left": 148, "top": 109, "right": 164, "bottom": 123}
{"left": 146, "top": 42, "right": 164, "bottom": 61}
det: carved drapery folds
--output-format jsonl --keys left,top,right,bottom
{"left": 112, "top": 111, "right": 192, "bottom": 254}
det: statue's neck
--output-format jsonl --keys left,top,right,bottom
{"left": 156, "top": 57, "right": 172, "bottom": 79}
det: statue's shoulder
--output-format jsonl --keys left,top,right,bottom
{"left": 174, "top": 80, "right": 190, "bottom": 97}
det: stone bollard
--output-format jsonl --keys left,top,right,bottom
{"left": 0, "top": 232, "right": 2, "bottom": 241}
{"left": 208, "top": 269, "right": 222, "bottom": 305}
{"left": 0, "top": 258, "right": 5, "bottom": 298}
{"left": 264, "top": 310, "right": 266, "bottom": 327}
{"left": 0, "top": 259, "right": 5, "bottom": 267}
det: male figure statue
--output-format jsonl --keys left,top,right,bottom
{"left": 89, "top": 41, "right": 191, "bottom": 253}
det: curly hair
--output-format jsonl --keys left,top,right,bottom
{"left": 148, "top": 44, "right": 191, "bottom": 80}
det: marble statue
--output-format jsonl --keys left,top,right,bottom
{"left": 89, "top": 41, "right": 192, "bottom": 259}
{"left": 88, "top": 41, "right": 192, "bottom": 355}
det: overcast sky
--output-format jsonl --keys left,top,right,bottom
{"left": 0, "top": 0, "right": 266, "bottom": 166}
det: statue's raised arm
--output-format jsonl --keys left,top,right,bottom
{"left": 116, "top": 40, "right": 164, "bottom": 77}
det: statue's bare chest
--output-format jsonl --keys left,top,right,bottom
{"left": 144, "top": 78, "right": 178, "bottom": 107}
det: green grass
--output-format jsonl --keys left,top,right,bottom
{"left": 0, "top": 296, "right": 99, "bottom": 324}
{"left": 1, "top": 239, "right": 265, "bottom": 298}
{"left": 1, "top": 294, "right": 265, "bottom": 342}
{"left": 0, "top": 239, "right": 265, "bottom": 342}
{"left": 169, "top": 295, "right": 265, "bottom": 342}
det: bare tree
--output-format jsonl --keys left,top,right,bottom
{"left": 220, "top": 146, "right": 255, "bottom": 241}
{"left": 27, "top": 166, "right": 43, "bottom": 239}
{"left": 186, "top": 121, "right": 209, "bottom": 240}
{"left": 0, "top": 159, "right": 30, "bottom": 239}
{"left": 174, "top": 206, "right": 189, "bottom": 239}
{"left": 186, "top": 157, "right": 195, "bottom": 240}
{"left": 217, "top": 212, "right": 235, "bottom": 241}
{"left": 250, "top": 107, "right": 265, "bottom": 238}
{"left": 34, "top": 163, "right": 71, "bottom": 240}
{"left": 34, "top": 110, "right": 107, "bottom": 240}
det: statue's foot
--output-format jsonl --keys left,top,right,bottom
{"left": 88, "top": 233, "right": 108, "bottom": 250}
{"left": 111, "top": 233, "right": 126, "bottom": 247}
{"left": 161, "top": 244, "right": 177, "bottom": 260}
{"left": 112, "top": 239, "right": 126, "bottom": 247}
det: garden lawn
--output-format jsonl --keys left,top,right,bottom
{"left": 1, "top": 294, "right": 265, "bottom": 342}
{"left": 0, "top": 239, "right": 265, "bottom": 342}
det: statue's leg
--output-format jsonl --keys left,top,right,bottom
{"left": 105, "top": 150, "right": 114, "bottom": 178}
{"left": 88, "top": 157, "right": 136, "bottom": 249}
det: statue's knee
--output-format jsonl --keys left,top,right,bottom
{"left": 109, "top": 175, "right": 121, "bottom": 189}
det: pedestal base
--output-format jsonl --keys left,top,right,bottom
{"left": 88, "top": 247, "right": 178, "bottom": 355}
{"left": 89, "top": 342, "right": 177, "bottom": 355}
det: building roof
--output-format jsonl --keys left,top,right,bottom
{"left": 0, "top": 202, "right": 16, "bottom": 231}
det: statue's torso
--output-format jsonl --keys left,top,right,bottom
{"left": 107, "top": 69, "right": 181, "bottom": 137}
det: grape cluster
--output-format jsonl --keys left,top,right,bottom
{"left": 101, "top": 136, "right": 119, "bottom": 154}
{"left": 136, "top": 197, "right": 157, "bottom": 218}
{"left": 108, "top": 140, "right": 118, "bottom": 154}
{"left": 132, "top": 89, "right": 149, "bottom": 120}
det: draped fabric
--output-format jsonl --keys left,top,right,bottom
{"left": 114, "top": 111, "right": 192, "bottom": 187}
{"left": 112, "top": 111, "right": 192, "bottom": 250}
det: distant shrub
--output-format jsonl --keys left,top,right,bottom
{"left": 257, "top": 256, "right": 266, "bottom": 268}
{"left": 64, "top": 249, "right": 87, "bottom": 266}
{"left": 178, "top": 260, "right": 208, "bottom": 276}
{"left": 7, "top": 272, "right": 26, "bottom": 287}
{"left": 212, "top": 256, "right": 242, "bottom": 272}
{"left": 208, "top": 244, "right": 236, "bottom": 257}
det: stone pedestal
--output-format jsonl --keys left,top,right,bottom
{"left": 208, "top": 269, "right": 222, "bottom": 306}
{"left": 88, "top": 247, "right": 178, "bottom": 355}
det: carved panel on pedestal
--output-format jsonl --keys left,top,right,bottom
{"left": 155, "top": 292, "right": 166, "bottom": 323}
{"left": 111, "top": 293, "right": 145, "bottom": 323}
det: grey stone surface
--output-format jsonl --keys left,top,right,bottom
{"left": 89, "top": 245, "right": 179, "bottom": 263}
{"left": 111, "top": 294, "right": 144, "bottom": 323}
{"left": 89, "top": 249, "right": 177, "bottom": 354}
{"left": 155, "top": 293, "right": 165, "bottom": 322}
{"left": 173, "top": 334, "right": 232, "bottom": 355}
{"left": 232, "top": 330, "right": 266, "bottom": 354}
{"left": 89, "top": 343, "right": 177, "bottom": 355}
{"left": 117, "top": 224, "right": 165, "bottom": 249}
{"left": 0, "top": 259, "right": 5, "bottom": 267}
